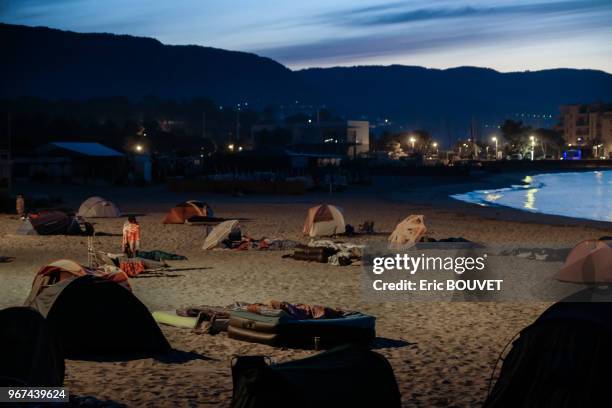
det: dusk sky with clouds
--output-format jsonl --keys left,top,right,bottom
{"left": 2, "top": 0, "right": 611, "bottom": 72}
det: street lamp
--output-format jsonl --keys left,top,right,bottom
{"left": 409, "top": 136, "right": 416, "bottom": 150}
{"left": 228, "top": 143, "right": 235, "bottom": 152}
{"left": 135, "top": 144, "right": 143, "bottom": 153}
{"left": 432, "top": 142, "right": 438, "bottom": 154}
{"left": 530, "top": 135, "right": 536, "bottom": 161}
{"left": 492, "top": 136, "right": 498, "bottom": 160}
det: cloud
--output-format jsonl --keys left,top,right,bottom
{"left": 256, "top": 0, "right": 612, "bottom": 68}
{"left": 329, "top": 0, "right": 611, "bottom": 26}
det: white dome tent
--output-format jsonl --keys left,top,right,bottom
{"left": 77, "top": 196, "right": 121, "bottom": 218}
{"left": 303, "top": 204, "right": 346, "bottom": 237}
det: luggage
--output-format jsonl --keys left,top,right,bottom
{"left": 291, "top": 246, "right": 336, "bottom": 263}
{"left": 227, "top": 310, "right": 376, "bottom": 348}
{"left": 228, "top": 310, "right": 290, "bottom": 345}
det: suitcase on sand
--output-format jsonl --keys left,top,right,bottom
{"left": 228, "top": 310, "right": 291, "bottom": 345}
{"left": 227, "top": 310, "right": 376, "bottom": 348}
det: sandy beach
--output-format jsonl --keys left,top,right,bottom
{"left": 1, "top": 175, "right": 610, "bottom": 407}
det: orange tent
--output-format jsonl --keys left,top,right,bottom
{"left": 163, "top": 201, "right": 213, "bottom": 224}
{"left": 556, "top": 238, "right": 612, "bottom": 284}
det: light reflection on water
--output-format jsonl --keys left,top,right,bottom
{"left": 524, "top": 188, "right": 538, "bottom": 210}
{"left": 451, "top": 171, "right": 612, "bottom": 222}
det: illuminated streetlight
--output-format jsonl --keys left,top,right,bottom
{"left": 228, "top": 143, "right": 235, "bottom": 152}
{"left": 409, "top": 136, "right": 416, "bottom": 149}
{"left": 530, "top": 136, "right": 536, "bottom": 161}
{"left": 432, "top": 142, "right": 438, "bottom": 154}
{"left": 238, "top": 146, "right": 243, "bottom": 152}
{"left": 492, "top": 136, "right": 498, "bottom": 159}
{"left": 135, "top": 144, "right": 143, "bottom": 153}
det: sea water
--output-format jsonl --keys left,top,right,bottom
{"left": 451, "top": 170, "right": 612, "bottom": 223}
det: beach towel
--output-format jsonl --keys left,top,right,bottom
{"left": 119, "top": 260, "right": 146, "bottom": 277}
{"left": 136, "top": 250, "right": 187, "bottom": 261}
{"left": 234, "top": 237, "right": 300, "bottom": 251}
{"left": 122, "top": 221, "right": 141, "bottom": 255}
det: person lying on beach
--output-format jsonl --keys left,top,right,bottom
{"left": 246, "top": 300, "right": 345, "bottom": 320}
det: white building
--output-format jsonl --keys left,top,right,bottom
{"left": 251, "top": 120, "right": 370, "bottom": 158}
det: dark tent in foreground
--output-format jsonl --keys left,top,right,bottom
{"left": 485, "top": 291, "right": 612, "bottom": 408}
{"left": 17, "top": 211, "right": 82, "bottom": 236}
{"left": 25, "top": 275, "right": 171, "bottom": 358}
{"left": 0, "top": 307, "right": 64, "bottom": 386}
{"left": 231, "top": 344, "right": 401, "bottom": 408}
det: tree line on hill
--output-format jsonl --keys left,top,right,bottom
{"left": 0, "top": 97, "right": 345, "bottom": 157}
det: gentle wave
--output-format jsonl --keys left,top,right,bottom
{"left": 451, "top": 171, "right": 612, "bottom": 223}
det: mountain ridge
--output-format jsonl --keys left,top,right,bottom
{"left": 2, "top": 23, "right": 611, "bottom": 132}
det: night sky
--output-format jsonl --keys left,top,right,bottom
{"left": 2, "top": 0, "right": 611, "bottom": 72}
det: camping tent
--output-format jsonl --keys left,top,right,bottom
{"left": 203, "top": 219, "right": 240, "bottom": 250}
{"left": 485, "top": 297, "right": 612, "bottom": 408}
{"left": 16, "top": 211, "right": 82, "bottom": 236}
{"left": 24, "top": 259, "right": 130, "bottom": 306}
{"left": 388, "top": 215, "right": 427, "bottom": 246}
{"left": 163, "top": 200, "right": 213, "bottom": 224}
{"left": 0, "top": 307, "right": 65, "bottom": 387}
{"left": 77, "top": 196, "right": 121, "bottom": 218}
{"left": 556, "top": 238, "right": 612, "bottom": 283}
{"left": 232, "top": 344, "right": 401, "bottom": 408}
{"left": 25, "top": 272, "right": 170, "bottom": 358}
{"left": 303, "top": 205, "right": 345, "bottom": 237}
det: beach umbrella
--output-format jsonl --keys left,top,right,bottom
{"left": 203, "top": 219, "right": 240, "bottom": 250}
{"left": 388, "top": 215, "right": 427, "bottom": 246}
{"left": 556, "top": 238, "right": 612, "bottom": 284}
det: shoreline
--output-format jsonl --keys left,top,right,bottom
{"left": 388, "top": 170, "right": 612, "bottom": 231}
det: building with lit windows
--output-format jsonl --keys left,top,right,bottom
{"left": 559, "top": 103, "right": 612, "bottom": 159}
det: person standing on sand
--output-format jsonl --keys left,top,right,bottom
{"left": 122, "top": 215, "right": 141, "bottom": 258}
{"left": 16, "top": 194, "right": 25, "bottom": 219}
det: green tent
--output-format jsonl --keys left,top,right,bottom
{"left": 25, "top": 275, "right": 171, "bottom": 359}
{"left": 485, "top": 290, "right": 612, "bottom": 408}
{"left": 0, "top": 307, "right": 64, "bottom": 386}
{"left": 232, "top": 344, "right": 401, "bottom": 408}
